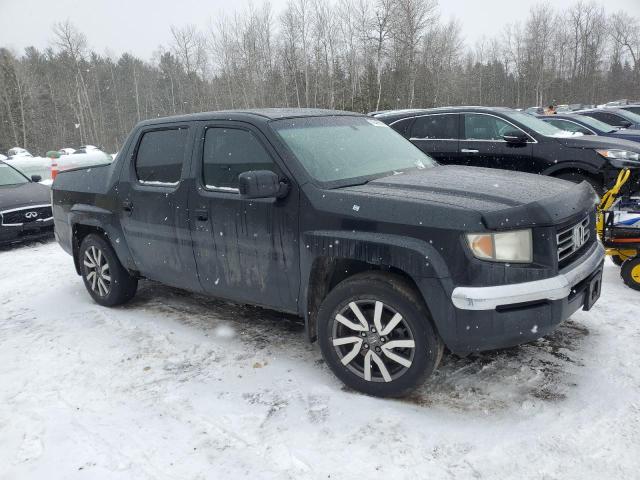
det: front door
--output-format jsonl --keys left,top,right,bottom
{"left": 188, "top": 122, "right": 300, "bottom": 312}
{"left": 118, "top": 124, "right": 201, "bottom": 291}
{"left": 460, "top": 113, "right": 532, "bottom": 171}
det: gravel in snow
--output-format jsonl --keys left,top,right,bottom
{"left": 1, "top": 239, "right": 639, "bottom": 479}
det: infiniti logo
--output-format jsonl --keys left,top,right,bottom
{"left": 25, "top": 211, "right": 38, "bottom": 219}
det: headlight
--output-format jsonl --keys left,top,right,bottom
{"left": 596, "top": 149, "right": 640, "bottom": 168}
{"left": 466, "top": 230, "right": 533, "bottom": 263}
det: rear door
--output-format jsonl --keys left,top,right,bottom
{"left": 118, "top": 124, "right": 201, "bottom": 291}
{"left": 460, "top": 113, "right": 532, "bottom": 171}
{"left": 407, "top": 113, "right": 460, "bottom": 164}
{"left": 188, "top": 121, "right": 300, "bottom": 312}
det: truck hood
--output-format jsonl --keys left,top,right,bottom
{"left": 553, "top": 134, "right": 640, "bottom": 152}
{"left": 344, "top": 166, "right": 595, "bottom": 229}
{"left": 0, "top": 182, "right": 51, "bottom": 212}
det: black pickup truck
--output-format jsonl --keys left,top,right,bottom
{"left": 52, "top": 109, "right": 604, "bottom": 397}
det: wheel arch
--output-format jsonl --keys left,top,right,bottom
{"left": 69, "top": 205, "right": 136, "bottom": 276}
{"left": 300, "top": 231, "right": 450, "bottom": 342}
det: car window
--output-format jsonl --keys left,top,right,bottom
{"left": 0, "top": 162, "right": 29, "bottom": 186}
{"left": 135, "top": 128, "right": 188, "bottom": 185}
{"left": 203, "top": 128, "right": 275, "bottom": 191}
{"left": 547, "top": 119, "right": 592, "bottom": 135}
{"left": 587, "top": 112, "right": 626, "bottom": 126}
{"left": 463, "top": 114, "right": 514, "bottom": 140}
{"left": 410, "top": 114, "right": 458, "bottom": 139}
{"left": 390, "top": 118, "right": 414, "bottom": 137}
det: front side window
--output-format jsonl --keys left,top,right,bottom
{"left": 411, "top": 114, "right": 458, "bottom": 139}
{"left": 271, "top": 116, "right": 436, "bottom": 185}
{"left": 587, "top": 112, "right": 626, "bottom": 126}
{"left": 135, "top": 128, "right": 188, "bottom": 185}
{"left": 0, "top": 162, "right": 29, "bottom": 186}
{"left": 463, "top": 114, "right": 514, "bottom": 140}
{"left": 203, "top": 128, "right": 275, "bottom": 190}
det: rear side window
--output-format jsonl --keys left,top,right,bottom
{"left": 586, "top": 112, "right": 624, "bottom": 126}
{"left": 135, "top": 128, "right": 188, "bottom": 184}
{"left": 203, "top": 128, "right": 275, "bottom": 190}
{"left": 410, "top": 115, "right": 458, "bottom": 139}
{"left": 463, "top": 114, "right": 513, "bottom": 140}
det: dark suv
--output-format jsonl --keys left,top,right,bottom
{"left": 52, "top": 109, "right": 604, "bottom": 397}
{"left": 373, "top": 107, "right": 640, "bottom": 192}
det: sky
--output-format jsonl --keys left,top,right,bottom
{"left": 1, "top": 0, "right": 639, "bottom": 59}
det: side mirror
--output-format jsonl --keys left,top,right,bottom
{"left": 31, "top": 175, "right": 42, "bottom": 182}
{"left": 502, "top": 130, "right": 529, "bottom": 144}
{"left": 619, "top": 121, "right": 633, "bottom": 129}
{"left": 238, "top": 170, "right": 289, "bottom": 199}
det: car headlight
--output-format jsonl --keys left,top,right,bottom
{"left": 466, "top": 230, "right": 533, "bottom": 263}
{"left": 596, "top": 149, "right": 640, "bottom": 168}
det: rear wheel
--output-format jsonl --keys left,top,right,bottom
{"left": 79, "top": 234, "right": 138, "bottom": 306}
{"left": 621, "top": 257, "right": 640, "bottom": 291}
{"left": 556, "top": 172, "right": 603, "bottom": 194}
{"left": 317, "top": 272, "right": 443, "bottom": 397}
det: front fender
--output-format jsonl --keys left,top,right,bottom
{"left": 300, "top": 230, "right": 453, "bottom": 342}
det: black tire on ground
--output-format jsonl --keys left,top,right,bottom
{"left": 79, "top": 233, "right": 138, "bottom": 306}
{"left": 555, "top": 172, "right": 603, "bottom": 194}
{"left": 317, "top": 271, "right": 443, "bottom": 398}
{"left": 620, "top": 257, "right": 640, "bottom": 291}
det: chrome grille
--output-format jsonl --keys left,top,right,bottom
{"left": 557, "top": 216, "right": 590, "bottom": 264}
{"left": 0, "top": 205, "right": 52, "bottom": 226}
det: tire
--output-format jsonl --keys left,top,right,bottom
{"left": 317, "top": 272, "right": 443, "bottom": 397}
{"left": 621, "top": 257, "right": 640, "bottom": 291}
{"left": 555, "top": 172, "right": 603, "bottom": 194}
{"left": 79, "top": 233, "right": 138, "bottom": 306}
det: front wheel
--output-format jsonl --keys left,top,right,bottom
{"left": 555, "top": 172, "right": 603, "bottom": 194}
{"left": 621, "top": 257, "right": 640, "bottom": 291}
{"left": 317, "top": 272, "right": 443, "bottom": 397}
{"left": 79, "top": 233, "right": 138, "bottom": 306}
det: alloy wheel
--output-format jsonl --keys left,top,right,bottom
{"left": 83, "top": 246, "right": 111, "bottom": 297}
{"left": 331, "top": 300, "right": 415, "bottom": 383}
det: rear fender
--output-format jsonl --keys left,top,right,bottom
{"left": 68, "top": 204, "right": 136, "bottom": 274}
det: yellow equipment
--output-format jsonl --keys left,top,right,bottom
{"left": 597, "top": 168, "right": 640, "bottom": 290}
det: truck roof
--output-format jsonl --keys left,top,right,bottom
{"left": 136, "top": 108, "right": 360, "bottom": 127}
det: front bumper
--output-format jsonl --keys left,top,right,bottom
{"left": 451, "top": 242, "right": 605, "bottom": 310}
{"left": 435, "top": 242, "right": 604, "bottom": 354}
{"left": 0, "top": 222, "right": 54, "bottom": 245}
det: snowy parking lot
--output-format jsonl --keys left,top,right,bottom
{"left": 1, "top": 239, "right": 639, "bottom": 479}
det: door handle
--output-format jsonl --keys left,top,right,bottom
{"left": 194, "top": 209, "right": 208, "bottom": 222}
{"left": 461, "top": 149, "right": 479, "bottom": 153}
{"left": 122, "top": 201, "right": 133, "bottom": 215}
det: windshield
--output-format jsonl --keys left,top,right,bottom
{"left": 571, "top": 114, "right": 618, "bottom": 133}
{"left": 504, "top": 111, "right": 575, "bottom": 137}
{"left": 0, "top": 162, "right": 29, "bottom": 186}
{"left": 271, "top": 116, "right": 436, "bottom": 184}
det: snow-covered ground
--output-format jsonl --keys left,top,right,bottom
{"left": 1, "top": 239, "right": 639, "bottom": 479}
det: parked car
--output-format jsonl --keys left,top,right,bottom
{"left": 616, "top": 105, "right": 640, "bottom": 116}
{"left": 372, "top": 106, "right": 640, "bottom": 192}
{"left": 539, "top": 114, "right": 640, "bottom": 144}
{"left": 576, "top": 108, "right": 640, "bottom": 130}
{"left": 7, "top": 147, "right": 33, "bottom": 158}
{"left": 525, "top": 106, "right": 544, "bottom": 115}
{"left": 0, "top": 161, "right": 53, "bottom": 245}
{"left": 52, "top": 108, "right": 604, "bottom": 397}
